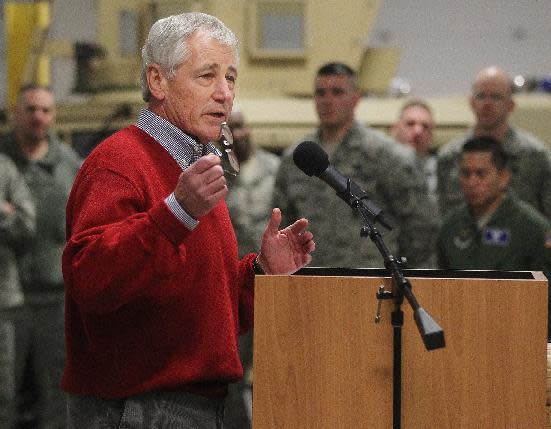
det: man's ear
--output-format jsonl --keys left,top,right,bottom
{"left": 469, "top": 94, "right": 475, "bottom": 111}
{"left": 146, "top": 64, "right": 168, "bottom": 101}
{"left": 499, "top": 168, "right": 511, "bottom": 191}
{"left": 506, "top": 97, "right": 515, "bottom": 116}
{"left": 352, "top": 89, "right": 362, "bottom": 108}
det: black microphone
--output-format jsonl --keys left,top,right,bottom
{"left": 293, "top": 141, "right": 391, "bottom": 230}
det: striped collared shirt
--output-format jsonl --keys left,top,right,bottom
{"left": 136, "top": 108, "right": 219, "bottom": 230}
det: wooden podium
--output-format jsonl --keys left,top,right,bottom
{"left": 253, "top": 268, "right": 548, "bottom": 428}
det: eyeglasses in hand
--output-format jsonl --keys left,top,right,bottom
{"left": 212, "top": 122, "right": 240, "bottom": 176}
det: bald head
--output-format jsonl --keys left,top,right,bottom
{"left": 470, "top": 66, "right": 515, "bottom": 136}
{"left": 472, "top": 66, "right": 513, "bottom": 95}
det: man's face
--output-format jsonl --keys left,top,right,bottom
{"left": 470, "top": 77, "right": 514, "bottom": 131}
{"left": 314, "top": 74, "right": 359, "bottom": 129}
{"left": 162, "top": 31, "right": 237, "bottom": 144}
{"left": 392, "top": 105, "right": 434, "bottom": 156}
{"left": 227, "top": 111, "right": 252, "bottom": 163}
{"left": 459, "top": 151, "right": 509, "bottom": 215}
{"left": 15, "top": 88, "right": 55, "bottom": 143}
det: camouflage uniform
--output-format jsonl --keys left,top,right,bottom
{"left": 273, "top": 121, "right": 439, "bottom": 268}
{"left": 437, "top": 193, "right": 551, "bottom": 272}
{"left": 419, "top": 154, "right": 438, "bottom": 204}
{"left": 226, "top": 148, "right": 280, "bottom": 257}
{"left": 437, "top": 127, "right": 551, "bottom": 219}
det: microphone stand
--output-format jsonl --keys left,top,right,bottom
{"left": 338, "top": 180, "right": 445, "bottom": 429}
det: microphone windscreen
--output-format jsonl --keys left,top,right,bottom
{"left": 292, "top": 141, "right": 329, "bottom": 177}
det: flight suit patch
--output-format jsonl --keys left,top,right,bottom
{"left": 453, "top": 229, "right": 473, "bottom": 250}
{"left": 482, "top": 228, "right": 510, "bottom": 246}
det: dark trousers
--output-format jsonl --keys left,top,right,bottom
{"left": 223, "top": 331, "right": 253, "bottom": 429}
{"left": 0, "top": 298, "right": 65, "bottom": 429}
{"left": 0, "top": 307, "right": 19, "bottom": 429}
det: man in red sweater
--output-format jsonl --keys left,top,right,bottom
{"left": 62, "top": 12, "right": 315, "bottom": 429}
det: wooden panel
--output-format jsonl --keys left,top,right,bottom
{"left": 253, "top": 275, "right": 395, "bottom": 428}
{"left": 401, "top": 277, "right": 547, "bottom": 428}
{"left": 253, "top": 274, "right": 547, "bottom": 428}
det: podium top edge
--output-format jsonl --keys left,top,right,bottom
{"left": 292, "top": 267, "right": 544, "bottom": 280}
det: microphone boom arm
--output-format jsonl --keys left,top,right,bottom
{"left": 353, "top": 198, "right": 445, "bottom": 351}
{"left": 338, "top": 178, "right": 392, "bottom": 231}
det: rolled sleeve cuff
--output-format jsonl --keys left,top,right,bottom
{"left": 164, "top": 192, "right": 199, "bottom": 231}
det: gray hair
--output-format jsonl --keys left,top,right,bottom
{"left": 141, "top": 12, "right": 239, "bottom": 102}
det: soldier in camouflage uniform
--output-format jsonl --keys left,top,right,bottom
{"left": 437, "top": 136, "right": 551, "bottom": 273}
{"left": 437, "top": 66, "right": 551, "bottom": 219}
{"left": 391, "top": 99, "right": 439, "bottom": 210}
{"left": 224, "top": 110, "right": 280, "bottom": 429}
{"left": 273, "top": 63, "right": 438, "bottom": 268}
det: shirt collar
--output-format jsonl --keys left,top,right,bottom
{"left": 135, "top": 108, "right": 218, "bottom": 170}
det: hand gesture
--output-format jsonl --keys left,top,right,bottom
{"left": 257, "top": 208, "right": 315, "bottom": 275}
{"left": 174, "top": 154, "right": 227, "bottom": 219}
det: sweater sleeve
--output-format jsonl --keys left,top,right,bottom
{"left": 63, "top": 166, "right": 193, "bottom": 314}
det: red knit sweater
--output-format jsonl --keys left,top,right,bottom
{"left": 61, "top": 126, "right": 255, "bottom": 398}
